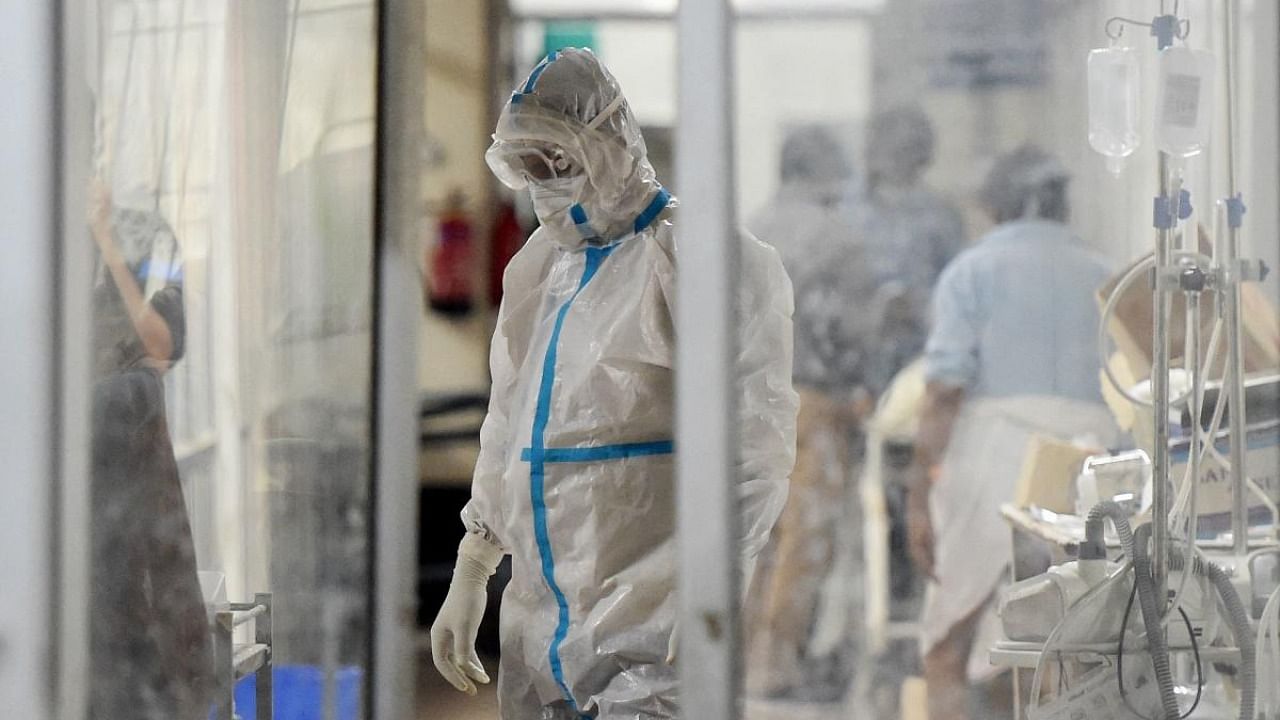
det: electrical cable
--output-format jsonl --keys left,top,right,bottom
{"left": 1165, "top": 544, "right": 1257, "bottom": 720}
{"left": 1027, "top": 561, "right": 1136, "bottom": 711}
{"left": 1176, "top": 605, "right": 1204, "bottom": 719}
{"left": 1116, "top": 581, "right": 1204, "bottom": 719}
{"left": 1117, "top": 580, "right": 1141, "bottom": 717}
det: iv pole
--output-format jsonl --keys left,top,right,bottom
{"left": 1220, "top": 0, "right": 1251, "bottom": 559}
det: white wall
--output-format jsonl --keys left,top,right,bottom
{"left": 515, "top": 18, "right": 873, "bottom": 221}
{"left": 871, "top": 0, "right": 1278, "bottom": 271}
{"left": 735, "top": 20, "right": 872, "bottom": 219}
{"left": 421, "top": 0, "right": 495, "bottom": 399}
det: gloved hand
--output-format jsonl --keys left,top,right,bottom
{"left": 431, "top": 533, "right": 504, "bottom": 695}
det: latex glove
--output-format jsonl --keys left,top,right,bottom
{"left": 431, "top": 533, "right": 504, "bottom": 695}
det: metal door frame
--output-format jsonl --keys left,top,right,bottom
{"left": 674, "top": 1, "right": 741, "bottom": 719}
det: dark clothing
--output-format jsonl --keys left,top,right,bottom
{"left": 92, "top": 207, "right": 186, "bottom": 378}
{"left": 89, "top": 208, "right": 211, "bottom": 720}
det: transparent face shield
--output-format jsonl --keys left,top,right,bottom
{"left": 488, "top": 142, "right": 582, "bottom": 189}
{"left": 486, "top": 94, "right": 633, "bottom": 196}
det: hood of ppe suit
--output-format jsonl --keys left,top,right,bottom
{"left": 487, "top": 47, "right": 669, "bottom": 250}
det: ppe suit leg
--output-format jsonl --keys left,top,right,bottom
{"left": 590, "top": 660, "right": 679, "bottom": 719}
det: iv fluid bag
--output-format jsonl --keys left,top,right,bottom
{"left": 1156, "top": 47, "right": 1215, "bottom": 158}
{"left": 1088, "top": 47, "right": 1140, "bottom": 174}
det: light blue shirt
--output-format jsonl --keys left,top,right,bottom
{"left": 924, "top": 220, "right": 1112, "bottom": 403}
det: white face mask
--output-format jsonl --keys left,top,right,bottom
{"left": 528, "top": 175, "right": 587, "bottom": 231}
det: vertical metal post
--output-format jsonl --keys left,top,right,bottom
{"left": 213, "top": 611, "right": 234, "bottom": 720}
{"left": 0, "top": 2, "right": 60, "bottom": 718}
{"left": 370, "top": 0, "right": 424, "bottom": 718}
{"left": 56, "top": 1, "right": 96, "bottom": 718}
{"left": 1152, "top": 153, "right": 1173, "bottom": 602}
{"left": 256, "top": 593, "right": 274, "bottom": 720}
{"left": 675, "top": 1, "right": 741, "bottom": 719}
{"left": 1222, "top": 0, "right": 1250, "bottom": 558}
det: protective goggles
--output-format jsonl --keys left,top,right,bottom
{"left": 488, "top": 142, "right": 584, "bottom": 190}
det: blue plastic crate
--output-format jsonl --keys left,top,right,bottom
{"left": 228, "top": 665, "right": 363, "bottom": 720}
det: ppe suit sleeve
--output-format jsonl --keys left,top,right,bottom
{"left": 923, "top": 254, "right": 981, "bottom": 390}
{"left": 459, "top": 289, "right": 520, "bottom": 552}
{"left": 735, "top": 234, "right": 800, "bottom": 566}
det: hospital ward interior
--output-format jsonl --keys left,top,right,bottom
{"left": 4, "top": 1, "right": 1280, "bottom": 719}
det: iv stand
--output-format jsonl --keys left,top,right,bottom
{"left": 1221, "top": 0, "right": 1251, "bottom": 558}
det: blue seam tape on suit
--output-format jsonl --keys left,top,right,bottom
{"left": 632, "top": 187, "right": 671, "bottom": 234}
{"left": 521, "top": 440, "right": 675, "bottom": 464}
{"left": 526, "top": 245, "right": 614, "bottom": 716}
{"left": 523, "top": 51, "right": 559, "bottom": 94}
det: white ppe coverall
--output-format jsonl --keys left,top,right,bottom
{"left": 459, "top": 48, "right": 798, "bottom": 719}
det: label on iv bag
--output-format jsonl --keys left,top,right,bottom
{"left": 1155, "top": 47, "right": 1214, "bottom": 156}
{"left": 1162, "top": 74, "right": 1201, "bottom": 129}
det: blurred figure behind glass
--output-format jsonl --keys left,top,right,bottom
{"left": 88, "top": 180, "right": 213, "bottom": 720}
{"left": 848, "top": 104, "right": 966, "bottom": 396}
{"left": 745, "top": 125, "right": 871, "bottom": 699}
{"left": 907, "top": 146, "right": 1119, "bottom": 720}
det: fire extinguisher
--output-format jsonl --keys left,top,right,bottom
{"left": 488, "top": 199, "right": 528, "bottom": 307}
{"left": 427, "top": 191, "right": 475, "bottom": 317}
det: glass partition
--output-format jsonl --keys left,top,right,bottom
{"left": 81, "top": 1, "right": 379, "bottom": 718}
{"left": 728, "top": 3, "right": 1280, "bottom": 719}
{"left": 482, "top": 4, "right": 1280, "bottom": 720}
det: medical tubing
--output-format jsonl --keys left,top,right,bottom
{"left": 1257, "top": 584, "right": 1280, "bottom": 716}
{"left": 1203, "top": 441, "right": 1280, "bottom": 530}
{"left": 1085, "top": 502, "right": 1181, "bottom": 720}
{"left": 1247, "top": 478, "right": 1280, "bottom": 531}
{"left": 1202, "top": 352, "right": 1232, "bottom": 448}
{"left": 1161, "top": 544, "right": 1256, "bottom": 720}
{"left": 1170, "top": 314, "right": 1221, "bottom": 533}
{"left": 1173, "top": 315, "right": 1219, "bottom": 523}
{"left": 1168, "top": 316, "right": 1227, "bottom": 623}
{"left": 1164, "top": 468, "right": 1198, "bottom": 629}
{"left": 1167, "top": 291, "right": 1205, "bottom": 627}
{"left": 1027, "top": 561, "right": 1135, "bottom": 712}
{"left": 1098, "top": 251, "right": 1215, "bottom": 408}
{"left": 1099, "top": 257, "right": 1158, "bottom": 407}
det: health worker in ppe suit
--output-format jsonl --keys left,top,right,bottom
{"left": 744, "top": 125, "right": 872, "bottom": 698}
{"left": 906, "top": 145, "right": 1119, "bottom": 720}
{"left": 430, "top": 47, "right": 799, "bottom": 720}
{"left": 847, "top": 105, "right": 966, "bottom": 394}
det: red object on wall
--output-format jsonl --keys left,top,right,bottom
{"left": 427, "top": 194, "right": 475, "bottom": 317}
{"left": 488, "top": 200, "right": 527, "bottom": 307}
